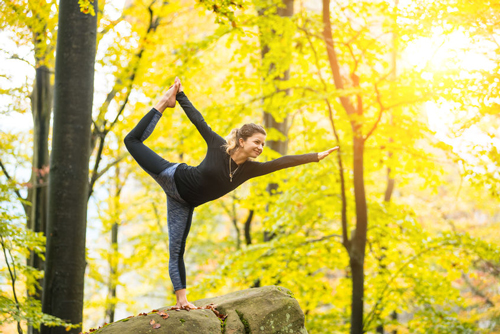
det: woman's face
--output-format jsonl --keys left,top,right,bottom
{"left": 239, "top": 133, "right": 266, "bottom": 158}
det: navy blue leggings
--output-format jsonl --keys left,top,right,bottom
{"left": 124, "top": 108, "right": 194, "bottom": 291}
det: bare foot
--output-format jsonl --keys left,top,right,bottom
{"left": 173, "top": 288, "right": 197, "bottom": 310}
{"left": 175, "top": 77, "right": 184, "bottom": 93}
{"left": 164, "top": 82, "right": 179, "bottom": 108}
{"left": 172, "top": 301, "right": 197, "bottom": 310}
{"left": 154, "top": 81, "right": 180, "bottom": 113}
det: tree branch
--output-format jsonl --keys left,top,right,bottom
{"left": 302, "top": 23, "right": 350, "bottom": 249}
{"left": 304, "top": 234, "right": 342, "bottom": 244}
{"left": 1, "top": 235, "right": 23, "bottom": 334}
{"left": 89, "top": 0, "right": 167, "bottom": 198}
{"left": 461, "top": 272, "right": 495, "bottom": 308}
{"left": 0, "top": 159, "right": 26, "bottom": 203}
{"left": 88, "top": 154, "right": 126, "bottom": 200}
{"left": 363, "top": 243, "right": 451, "bottom": 329}
{"left": 364, "top": 82, "right": 385, "bottom": 141}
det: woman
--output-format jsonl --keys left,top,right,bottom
{"left": 124, "top": 77, "right": 338, "bottom": 309}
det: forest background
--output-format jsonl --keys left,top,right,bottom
{"left": 1, "top": 0, "right": 499, "bottom": 333}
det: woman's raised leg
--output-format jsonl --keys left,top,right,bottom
{"left": 123, "top": 82, "right": 180, "bottom": 175}
{"left": 124, "top": 108, "right": 175, "bottom": 175}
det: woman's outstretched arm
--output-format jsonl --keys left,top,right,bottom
{"left": 248, "top": 146, "right": 339, "bottom": 178}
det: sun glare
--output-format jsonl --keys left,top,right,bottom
{"left": 404, "top": 28, "right": 496, "bottom": 72}
{"left": 403, "top": 28, "right": 498, "bottom": 156}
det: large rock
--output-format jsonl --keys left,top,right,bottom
{"left": 89, "top": 285, "right": 308, "bottom": 334}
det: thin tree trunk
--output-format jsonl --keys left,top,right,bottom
{"left": 377, "top": 3, "right": 398, "bottom": 332}
{"left": 322, "top": 1, "right": 368, "bottom": 333}
{"left": 41, "top": 1, "right": 97, "bottom": 333}
{"left": 28, "top": 65, "right": 52, "bottom": 334}
{"left": 257, "top": 0, "right": 293, "bottom": 242}
{"left": 244, "top": 210, "right": 254, "bottom": 245}
{"left": 231, "top": 194, "right": 241, "bottom": 250}
{"left": 351, "top": 135, "right": 368, "bottom": 334}
{"left": 106, "top": 165, "right": 121, "bottom": 322}
{"left": 28, "top": 11, "right": 56, "bottom": 330}
{"left": 106, "top": 223, "right": 119, "bottom": 322}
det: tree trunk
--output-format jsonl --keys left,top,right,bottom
{"left": 41, "top": 1, "right": 97, "bottom": 333}
{"left": 106, "top": 164, "right": 122, "bottom": 323}
{"left": 106, "top": 222, "right": 119, "bottom": 323}
{"left": 321, "top": 0, "right": 368, "bottom": 332}
{"left": 258, "top": 0, "right": 293, "bottom": 242}
{"left": 350, "top": 135, "right": 368, "bottom": 334}
{"left": 244, "top": 210, "right": 254, "bottom": 245}
{"left": 261, "top": 0, "right": 293, "bottom": 156}
{"left": 377, "top": 3, "right": 398, "bottom": 332}
{"left": 28, "top": 65, "right": 52, "bottom": 334}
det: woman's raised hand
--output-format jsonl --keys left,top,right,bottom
{"left": 318, "top": 146, "right": 339, "bottom": 161}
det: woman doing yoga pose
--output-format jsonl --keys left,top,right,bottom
{"left": 124, "top": 77, "right": 338, "bottom": 309}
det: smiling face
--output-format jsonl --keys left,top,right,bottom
{"left": 239, "top": 133, "right": 266, "bottom": 159}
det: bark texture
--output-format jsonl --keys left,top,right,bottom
{"left": 41, "top": 1, "right": 97, "bottom": 333}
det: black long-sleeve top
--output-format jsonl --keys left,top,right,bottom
{"left": 173, "top": 91, "right": 319, "bottom": 207}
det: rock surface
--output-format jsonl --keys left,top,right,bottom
{"left": 89, "top": 285, "right": 308, "bottom": 334}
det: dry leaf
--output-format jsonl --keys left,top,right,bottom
{"left": 153, "top": 323, "right": 161, "bottom": 329}
{"left": 158, "top": 310, "right": 169, "bottom": 319}
{"left": 149, "top": 319, "right": 156, "bottom": 325}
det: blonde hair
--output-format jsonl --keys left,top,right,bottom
{"left": 224, "top": 123, "right": 266, "bottom": 155}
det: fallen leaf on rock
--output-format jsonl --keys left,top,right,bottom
{"left": 151, "top": 309, "right": 159, "bottom": 313}
{"left": 158, "top": 311, "right": 169, "bottom": 319}
{"left": 153, "top": 323, "right": 161, "bottom": 329}
{"left": 150, "top": 319, "right": 156, "bottom": 325}
{"left": 199, "top": 304, "right": 226, "bottom": 320}
{"left": 127, "top": 316, "right": 134, "bottom": 319}
{"left": 139, "top": 312, "right": 147, "bottom": 316}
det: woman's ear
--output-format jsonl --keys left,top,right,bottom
{"left": 238, "top": 137, "right": 245, "bottom": 147}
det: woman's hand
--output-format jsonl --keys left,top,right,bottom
{"left": 318, "top": 146, "right": 339, "bottom": 161}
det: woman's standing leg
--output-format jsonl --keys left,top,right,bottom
{"left": 166, "top": 195, "right": 196, "bottom": 308}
